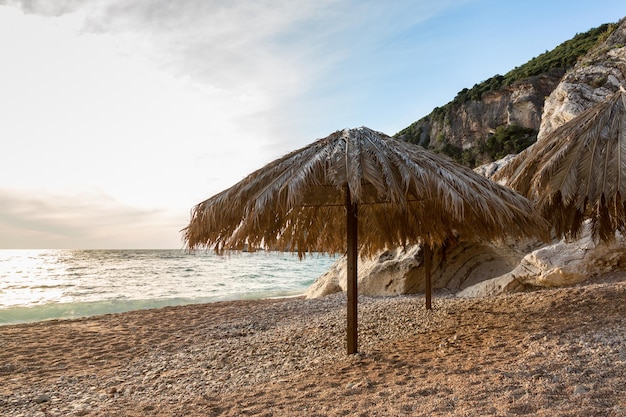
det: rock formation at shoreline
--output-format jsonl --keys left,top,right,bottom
{"left": 305, "top": 239, "right": 538, "bottom": 299}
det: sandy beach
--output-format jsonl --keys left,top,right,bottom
{"left": 1, "top": 273, "right": 625, "bottom": 417}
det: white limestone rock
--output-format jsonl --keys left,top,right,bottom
{"left": 539, "top": 22, "right": 626, "bottom": 139}
{"left": 458, "top": 225, "right": 626, "bottom": 298}
{"left": 454, "top": 274, "right": 523, "bottom": 298}
{"left": 305, "top": 239, "right": 534, "bottom": 299}
{"left": 305, "top": 246, "right": 422, "bottom": 299}
{"left": 473, "top": 154, "right": 516, "bottom": 180}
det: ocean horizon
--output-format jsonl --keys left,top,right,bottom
{"left": 0, "top": 249, "right": 337, "bottom": 325}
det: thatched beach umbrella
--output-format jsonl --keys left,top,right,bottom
{"left": 496, "top": 87, "right": 626, "bottom": 242}
{"left": 184, "top": 127, "right": 547, "bottom": 354}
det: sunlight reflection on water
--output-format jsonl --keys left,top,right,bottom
{"left": 0, "top": 249, "right": 336, "bottom": 324}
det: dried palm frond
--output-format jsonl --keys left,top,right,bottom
{"left": 495, "top": 89, "right": 626, "bottom": 242}
{"left": 183, "top": 127, "right": 548, "bottom": 257}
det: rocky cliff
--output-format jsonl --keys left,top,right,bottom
{"left": 395, "top": 22, "right": 617, "bottom": 167}
{"left": 539, "top": 19, "right": 626, "bottom": 137}
{"left": 397, "top": 74, "right": 560, "bottom": 153}
{"left": 307, "top": 17, "right": 626, "bottom": 300}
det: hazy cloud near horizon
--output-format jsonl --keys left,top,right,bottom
{"left": 0, "top": 188, "right": 183, "bottom": 249}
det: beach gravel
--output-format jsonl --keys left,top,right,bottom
{"left": 1, "top": 272, "right": 625, "bottom": 416}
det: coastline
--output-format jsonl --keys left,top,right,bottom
{"left": 1, "top": 272, "right": 626, "bottom": 416}
{"left": 0, "top": 249, "right": 336, "bottom": 326}
{"left": 0, "top": 290, "right": 309, "bottom": 327}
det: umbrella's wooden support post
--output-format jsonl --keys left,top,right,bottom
{"left": 346, "top": 188, "right": 358, "bottom": 355}
{"left": 424, "top": 244, "right": 432, "bottom": 310}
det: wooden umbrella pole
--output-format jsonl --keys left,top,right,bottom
{"left": 346, "top": 186, "right": 358, "bottom": 354}
{"left": 424, "top": 243, "right": 432, "bottom": 310}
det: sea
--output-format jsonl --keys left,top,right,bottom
{"left": 0, "top": 249, "right": 337, "bottom": 326}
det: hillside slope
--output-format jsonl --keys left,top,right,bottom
{"left": 395, "top": 22, "right": 618, "bottom": 167}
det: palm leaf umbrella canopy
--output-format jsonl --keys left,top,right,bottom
{"left": 495, "top": 87, "right": 626, "bottom": 242}
{"left": 184, "top": 126, "right": 548, "bottom": 354}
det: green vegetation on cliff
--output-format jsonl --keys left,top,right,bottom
{"left": 396, "top": 22, "right": 617, "bottom": 167}
{"left": 454, "top": 23, "right": 614, "bottom": 104}
{"left": 435, "top": 124, "right": 537, "bottom": 168}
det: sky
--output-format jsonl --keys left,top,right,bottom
{"left": 1, "top": 0, "right": 625, "bottom": 249}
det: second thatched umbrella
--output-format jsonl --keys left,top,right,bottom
{"left": 496, "top": 87, "right": 626, "bottom": 242}
{"left": 184, "top": 126, "right": 547, "bottom": 354}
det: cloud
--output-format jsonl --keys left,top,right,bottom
{"left": 6, "top": 0, "right": 465, "bottom": 106}
{"left": 85, "top": 0, "right": 463, "bottom": 90}
{"left": 1, "top": 0, "right": 471, "bottom": 137}
{"left": 0, "top": 188, "right": 184, "bottom": 249}
{"left": 1, "top": 0, "right": 84, "bottom": 16}
{"left": 0, "top": 0, "right": 477, "bottom": 248}
{"left": 0, "top": 4, "right": 275, "bottom": 200}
